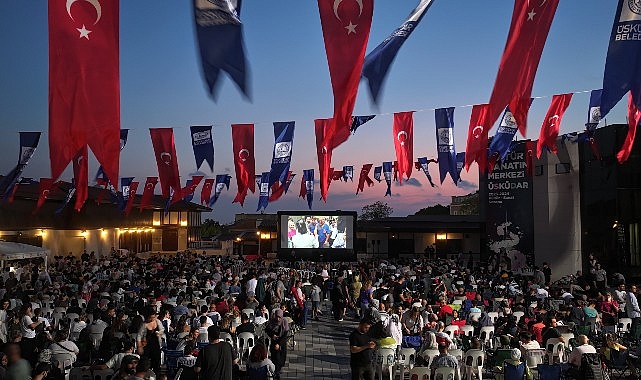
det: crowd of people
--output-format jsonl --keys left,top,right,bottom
{"left": 0, "top": 248, "right": 636, "bottom": 380}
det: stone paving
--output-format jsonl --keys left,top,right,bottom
{"left": 280, "top": 302, "right": 357, "bottom": 380}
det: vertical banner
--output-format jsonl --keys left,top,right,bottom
{"left": 210, "top": 174, "right": 232, "bottom": 206}
{"left": 72, "top": 146, "right": 88, "bottom": 211}
{"left": 190, "top": 125, "right": 214, "bottom": 172}
{"left": 393, "top": 111, "right": 414, "bottom": 182}
{"left": 120, "top": 177, "right": 134, "bottom": 211}
{"left": 269, "top": 171, "right": 295, "bottom": 202}
{"left": 435, "top": 107, "right": 458, "bottom": 184}
{"left": 49, "top": 0, "right": 120, "bottom": 185}
{"left": 256, "top": 172, "right": 270, "bottom": 211}
{"left": 0, "top": 131, "right": 41, "bottom": 198}
{"left": 303, "top": 169, "right": 314, "bottom": 210}
{"left": 201, "top": 178, "right": 215, "bottom": 205}
{"left": 231, "top": 123, "right": 255, "bottom": 206}
{"left": 124, "top": 181, "right": 139, "bottom": 216}
{"left": 55, "top": 182, "right": 76, "bottom": 214}
{"left": 150, "top": 128, "right": 182, "bottom": 199}
{"left": 465, "top": 104, "right": 490, "bottom": 173}
{"left": 587, "top": 89, "right": 603, "bottom": 129}
{"left": 269, "top": 122, "right": 295, "bottom": 187}
{"left": 356, "top": 164, "right": 374, "bottom": 194}
{"left": 343, "top": 166, "right": 354, "bottom": 182}
{"left": 383, "top": 161, "right": 393, "bottom": 196}
{"left": 179, "top": 175, "right": 204, "bottom": 204}
{"left": 139, "top": 177, "right": 158, "bottom": 212}
{"left": 350, "top": 115, "right": 376, "bottom": 134}
{"left": 374, "top": 166, "right": 383, "bottom": 182}
{"left": 485, "top": 142, "right": 534, "bottom": 271}
{"left": 487, "top": 103, "right": 530, "bottom": 172}
{"left": 33, "top": 178, "right": 57, "bottom": 215}
{"left": 618, "top": 92, "right": 641, "bottom": 163}
{"left": 536, "top": 93, "right": 573, "bottom": 158}
{"left": 95, "top": 129, "right": 128, "bottom": 185}
{"left": 455, "top": 152, "right": 465, "bottom": 184}
{"left": 416, "top": 157, "right": 437, "bottom": 187}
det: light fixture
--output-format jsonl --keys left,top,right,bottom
{"left": 152, "top": 220, "right": 160, "bottom": 226}
{"left": 613, "top": 221, "right": 619, "bottom": 229}
{"left": 236, "top": 237, "right": 241, "bottom": 242}
{"left": 80, "top": 230, "right": 88, "bottom": 238}
{"left": 180, "top": 221, "right": 188, "bottom": 227}
{"left": 39, "top": 229, "right": 47, "bottom": 238}
{"left": 256, "top": 231, "right": 261, "bottom": 236}
{"left": 436, "top": 233, "right": 447, "bottom": 240}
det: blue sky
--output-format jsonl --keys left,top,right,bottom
{"left": 0, "top": 1, "right": 626, "bottom": 223}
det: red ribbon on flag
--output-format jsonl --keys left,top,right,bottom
{"left": 150, "top": 128, "right": 182, "bottom": 199}
{"left": 618, "top": 92, "right": 641, "bottom": 163}
{"left": 231, "top": 124, "right": 255, "bottom": 206}
{"left": 536, "top": 93, "right": 573, "bottom": 158}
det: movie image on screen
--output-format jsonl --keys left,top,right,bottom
{"left": 277, "top": 211, "right": 357, "bottom": 261}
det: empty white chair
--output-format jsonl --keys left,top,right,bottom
{"left": 242, "top": 308, "right": 255, "bottom": 323}
{"left": 90, "top": 332, "right": 103, "bottom": 349}
{"left": 463, "top": 349, "right": 484, "bottom": 380}
{"left": 66, "top": 313, "right": 80, "bottom": 323}
{"left": 375, "top": 348, "right": 396, "bottom": 380}
{"left": 524, "top": 348, "right": 546, "bottom": 369}
{"left": 618, "top": 318, "right": 632, "bottom": 333}
{"left": 512, "top": 311, "right": 524, "bottom": 323}
{"left": 395, "top": 348, "right": 416, "bottom": 380}
{"left": 487, "top": 312, "right": 499, "bottom": 324}
{"left": 460, "top": 325, "right": 474, "bottom": 337}
{"left": 545, "top": 338, "right": 566, "bottom": 364}
{"left": 444, "top": 325, "right": 459, "bottom": 337}
{"left": 409, "top": 366, "right": 430, "bottom": 380}
{"left": 237, "top": 332, "right": 256, "bottom": 365}
{"left": 52, "top": 351, "right": 76, "bottom": 379}
{"left": 479, "top": 326, "right": 494, "bottom": 349}
{"left": 54, "top": 306, "right": 67, "bottom": 314}
{"left": 434, "top": 366, "right": 457, "bottom": 380}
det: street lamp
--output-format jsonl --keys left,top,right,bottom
{"left": 256, "top": 231, "right": 261, "bottom": 256}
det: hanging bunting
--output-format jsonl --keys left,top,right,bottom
{"left": 269, "top": 122, "right": 295, "bottom": 187}
{"left": 356, "top": 164, "right": 374, "bottom": 194}
{"left": 49, "top": 0, "right": 120, "bottom": 186}
{"left": 618, "top": 92, "right": 641, "bottom": 163}
{"left": 33, "top": 178, "right": 57, "bottom": 215}
{"left": 95, "top": 129, "right": 129, "bottom": 187}
{"left": 200, "top": 178, "right": 215, "bottom": 205}
{"left": 455, "top": 152, "right": 465, "bottom": 184}
{"left": 269, "top": 171, "right": 295, "bottom": 202}
{"left": 193, "top": 0, "right": 250, "bottom": 100}
{"left": 182, "top": 179, "right": 195, "bottom": 203}
{"left": 256, "top": 172, "right": 270, "bottom": 211}
{"left": 6, "top": 178, "right": 35, "bottom": 204}
{"left": 303, "top": 169, "right": 315, "bottom": 210}
{"left": 586, "top": 89, "right": 603, "bottom": 129}
{"left": 231, "top": 123, "right": 255, "bottom": 206}
{"left": 119, "top": 177, "right": 135, "bottom": 211}
{"left": 314, "top": 118, "right": 332, "bottom": 202}
{"left": 179, "top": 175, "right": 205, "bottom": 204}
{"left": 139, "top": 177, "right": 158, "bottom": 212}
{"left": 210, "top": 174, "right": 232, "bottom": 206}
{"left": 487, "top": 99, "right": 532, "bottom": 172}
{"left": 343, "top": 166, "right": 354, "bottom": 182}
{"left": 525, "top": 141, "right": 536, "bottom": 177}
{"left": 484, "top": 0, "right": 559, "bottom": 136}
{"left": 435, "top": 107, "right": 458, "bottom": 184}
{"left": 332, "top": 169, "right": 344, "bottom": 181}
{"left": 536, "top": 93, "right": 573, "bottom": 158}
{"left": 55, "top": 182, "right": 76, "bottom": 215}
{"left": 350, "top": 115, "right": 376, "bottom": 134}
{"left": 72, "top": 146, "right": 88, "bottom": 212}
{"left": 393, "top": 111, "right": 414, "bottom": 182}
{"left": 191, "top": 126, "right": 214, "bottom": 172}
{"left": 601, "top": 0, "right": 641, "bottom": 118}
{"left": 415, "top": 157, "right": 437, "bottom": 187}
{"left": 383, "top": 161, "right": 393, "bottom": 196}
{"left": 0, "top": 131, "right": 41, "bottom": 199}
{"left": 464, "top": 104, "right": 491, "bottom": 173}
{"left": 362, "top": 0, "right": 435, "bottom": 104}
{"left": 150, "top": 128, "right": 182, "bottom": 199}
{"left": 124, "top": 181, "right": 139, "bottom": 216}
{"left": 374, "top": 166, "right": 383, "bottom": 182}
{"left": 317, "top": 0, "right": 373, "bottom": 201}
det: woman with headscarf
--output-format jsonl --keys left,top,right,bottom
{"left": 265, "top": 309, "right": 289, "bottom": 380}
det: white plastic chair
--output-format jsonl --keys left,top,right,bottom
{"left": 560, "top": 333, "right": 574, "bottom": 347}
{"left": 618, "top": 317, "right": 632, "bottom": 333}
{"left": 395, "top": 348, "right": 416, "bottom": 380}
{"left": 452, "top": 300, "right": 463, "bottom": 306}
{"left": 52, "top": 351, "right": 76, "bottom": 379}
{"left": 512, "top": 311, "right": 524, "bottom": 323}
{"left": 463, "top": 349, "right": 484, "bottom": 380}
{"left": 487, "top": 312, "right": 499, "bottom": 324}
{"left": 421, "top": 349, "right": 439, "bottom": 369}
{"left": 434, "top": 366, "right": 457, "bottom": 380}
{"left": 237, "top": 332, "right": 256, "bottom": 365}
{"left": 449, "top": 349, "right": 463, "bottom": 362}
{"left": 524, "top": 348, "right": 546, "bottom": 369}
{"left": 460, "top": 325, "right": 474, "bottom": 337}
{"left": 375, "top": 348, "right": 396, "bottom": 380}
{"left": 479, "top": 327, "right": 494, "bottom": 349}
{"left": 66, "top": 313, "right": 80, "bottom": 323}
{"left": 444, "top": 325, "right": 459, "bottom": 337}
{"left": 242, "top": 308, "right": 255, "bottom": 323}
{"left": 409, "top": 366, "right": 430, "bottom": 380}
{"left": 545, "top": 338, "right": 566, "bottom": 364}
{"left": 219, "top": 332, "right": 236, "bottom": 349}
{"left": 468, "top": 313, "right": 481, "bottom": 322}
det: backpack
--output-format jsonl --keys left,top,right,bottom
{"left": 581, "top": 352, "right": 605, "bottom": 380}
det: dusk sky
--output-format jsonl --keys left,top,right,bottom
{"left": 0, "top": 1, "right": 628, "bottom": 223}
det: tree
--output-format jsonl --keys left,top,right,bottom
{"left": 359, "top": 201, "right": 393, "bottom": 220}
{"left": 414, "top": 204, "right": 450, "bottom": 216}
{"left": 200, "top": 219, "right": 229, "bottom": 238}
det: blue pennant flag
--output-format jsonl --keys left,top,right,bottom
{"left": 374, "top": 166, "right": 383, "bottom": 182}
{"left": 0, "top": 131, "right": 41, "bottom": 198}
{"left": 350, "top": 115, "right": 377, "bottom": 134}
{"left": 209, "top": 174, "right": 231, "bottom": 207}
{"left": 416, "top": 157, "right": 437, "bottom": 187}
{"left": 435, "top": 107, "right": 458, "bottom": 184}
{"left": 488, "top": 102, "right": 532, "bottom": 164}
{"left": 257, "top": 172, "right": 270, "bottom": 211}
{"left": 601, "top": 0, "right": 641, "bottom": 118}
{"left": 120, "top": 129, "right": 129, "bottom": 150}
{"left": 193, "top": 0, "right": 250, "bottom": 100}
{"left": 343, "top": 166, "right": 354, "bottom": 182}
{"left": 383, "top": 161, "right": 393, "bottom": 196}
{"left": 182, "top": 179, "right": 195, "bottom": 203}
{"left": 119, "top": 177, "right": 134, "bottom": 211}
{"left": 191, "top": 125, "right": 214, "bottom": 172}
{"left": 362, "top": 0, "right": 435, "bottom": 105}
{"left": 55, "top": 182, "right": 76, "bottom": 214}
{"left": 96, "top": 129, "right": 129, "bottom": 185}
{"left": 455, "top": 152, "right": 465, "bottom": 184}
{"left": 303, "top": 169, "right": 314, "bottom": 210}
{"left": 268, "top": 121, "right": 295, "bottom": 187}
{"left": 586, "top": 89, "right": 602, "bottom": 130}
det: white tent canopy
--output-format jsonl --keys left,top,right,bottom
{"left": 0, "top": 242, "right": 49, "bottom": 268}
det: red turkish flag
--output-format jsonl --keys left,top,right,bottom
{"left": 536, "top": 93, "right": 573, "bottom": 158}
{"left": 484, "top": 0, "right": 559, "bottom": 136}
{"left": 124, "top": 181, "right": 139, "bottom": 216}
{"left": 7, "top": 184, "right": 19, "bottom": 204}
{"left": 72, "top": 146, "right": 88, "bottom": 212}
{"left": 178, "top": 175, "right": 204, "bottom": 204}
{"left": 299, "top": 175, "right": 306, "bottom": 199}
{"left": 200, "top": 178, "right": 215, "bottom": 205}
{"left": 393, "top": 112, "right": 414, "bottom": 181}
{"left": 618, "top": 92, "right": 641, "bottom": 163}
{"left": 33, "top": 178, "right": 57, "bottom": 215}
{"left": 465, "top": 104, "right": 490, "bottom": 173}
{"left": 150, "top": 128, "right": 182, "bottom": 199}
{"left": 525, "top": 141, "right": 536, "bottom": 177}
{"left": 138, "top": 177, "right": 158, "bottom": 212}
{"left": 356, "top": 164, "right": 374, "bottom": 194}
{"left": 317, "top": 0, "right": 373, "bottom": 199}
{"left": 231, "top": 124, "right": 255, "bottom": 206}
{"left": 332, "top": 170, "right": 344, "bottom": 181}
{"left": 269, "top": 171, "right": 293, "bottom": 202}
{"left": 49, "top": 0, "right": 120, "bottom": 185}
{"left": 315, "top": 119, "right": 333, "bottom": 202}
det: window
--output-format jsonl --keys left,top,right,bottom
{"left": 555, "top": 163, "right": 571, "bottom": 174}
{"left": 630, "top": 223, "right": 640, "bottom": 266}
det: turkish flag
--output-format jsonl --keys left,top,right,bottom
{"left": 49, "top": 0, "right": 120, "bottom": 185}
{"left": 618, "top": 92, "right": 641, "bottom": 163}
{"left": 201, "top": 178, "right": 215, "bottom": 205}
{"left": 536, "top": 93, "right": 573, "bottom": 158}
{"left": 332, "top": 170, "right": 344, "bottom": 181}
{"left": 124, "top": 181, "right": 139, "bottom": 216}
{"left": 150, "top": 128, "right": 182, "bottom": 199}
{"left": 176, "top": 175, "right": 204, "bottom": 205}
{"left": 465, "top": 104, "right": 490, "bottom": 173}
{"left": 269, "top": 171, "right": 293, "bottom": 202}
{"left": 356, "top": 164, "right": 374, "bottom": 194}
{"left": 525, "top": 141, "right": 536, "bottom": 177}
{"left": 33, "top": 178, "right": 57, "bottom": 215}
{"left": 393, "top": 112, "right": 414, "bottom": 181}
{"left": 314, "top": 119, "right": 333, "bottom": 202}
{"left": 299, "top": 174, "right": 306, "bottom": 199}
{"left": 72, "top": 146, "right": 88, "bottom": 212}
{"left": 231, "top": 124, "right": 255, "bottom": 206}
{"left": 317, "top": 0, "right": 373, "bottom": 199}
{"left": 138, "top": 177, "right": 158, "bottom": 212}
{"left": 485, "top": 0, "right": 559, "bottom": 136}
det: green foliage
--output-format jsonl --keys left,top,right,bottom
{"left": 359, "top": 201, "right": 393, "bottom": 220}
{"left": 201, "top": 219, "right": 229, "bottom": 238}
{"left": 414, "top": 204, "right": 450, "bottom": 216}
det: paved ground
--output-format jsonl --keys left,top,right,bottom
{"left": 280, "top": 301, "right": 357, "bottom": 380}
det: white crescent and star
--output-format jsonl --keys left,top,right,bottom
{"left": 397, "top": 131, "right": 408, "bottom": 146}
{"left": 333, "top": 0, "right": 363, "bottom": 34}
{"left": 66, "top": 0, "right": 103, "bottom": 39}
{"left": 160, "top": 152, "right": 172, "bottom": 165}
{"left": 42, "top": 189, "right": 50, "bottom": 198}
{"left": 472, "top": 126, "right": 484, "bottom": 138}
{"left": 238, "top": 148, "right": 250, "bottom": 162}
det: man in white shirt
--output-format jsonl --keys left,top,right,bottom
{"left": 568, "top": 335, "right": 597, "bottom": 367}
{"left": 246, "top": 274, "right": 258, "bottom": 295}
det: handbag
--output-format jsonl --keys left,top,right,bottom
{"left": 401, "top": 335, "right": 422, "bottom": 349}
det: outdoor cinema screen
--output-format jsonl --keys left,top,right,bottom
{"left": 277, "top": 211, "right": 357, "bottom": 261}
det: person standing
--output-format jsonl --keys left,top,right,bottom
{"left": 265, "top": 309, "right": 289, "bottom": 380}
{"left": 626, "top": 284, "right": 641, "bottom": 337}
{"left": 194, "top": 325, "right": 234, "bottom": 380}
{"left": 349, "top": 319, "right": 376, "bottom": 380}
{"left": 291, "top": 280, "right": 308, "bottom": 329}
{"left": 542, "top": 262, "right": 552, "bottom": 285}
{"left": 136, "top": 307, "right": 164, "bottom": 374}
